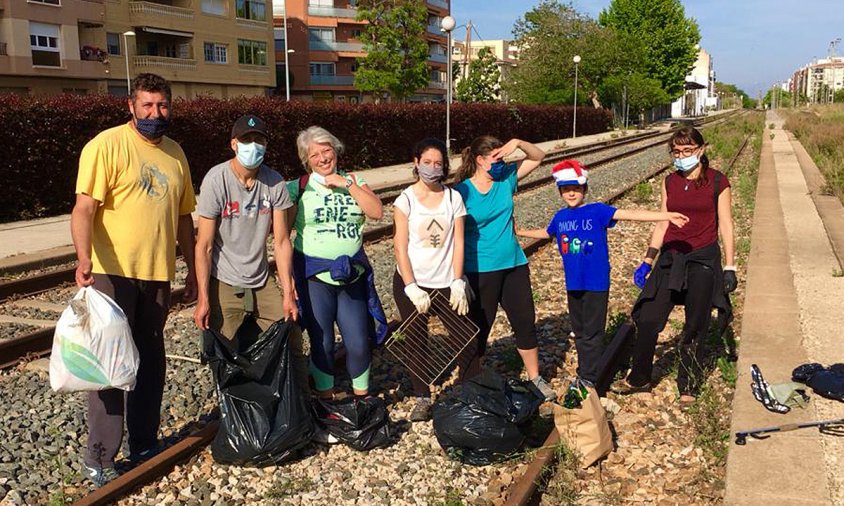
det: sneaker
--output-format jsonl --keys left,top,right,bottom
{"left": 311, "top": 427, "right": 339, "bottom": 444}
{"left": 84, "top": 465, "right": 119, "bottom": 488}
{"left": 409, "top": 397, "right": 433, "bottom": 422}
{"left": 127, "top": 445, "right": 163, "bottom": 466}
{"left": 531, "top": 376, "right": 558, "bottom": 402}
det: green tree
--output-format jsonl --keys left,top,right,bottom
{"left": 599, "top": 72, "right": 669, "bottom": 123}
{"left": 354, "top": 0, "right": 430, "bottom": 102}
{"left": 763, "top": 87, "right": 792, "bottom": 108}
{"left": 504, "top": 1, "right": 644, "bottom": 107}
{"left": 599, "top": 0, "right": 700, "bottom": 99}
{"left": 456, "top": 47, "right": 501, "bottom": 102}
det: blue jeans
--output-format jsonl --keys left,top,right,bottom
{"left": 304, "top": 277, "right": 371, "bottom": 392}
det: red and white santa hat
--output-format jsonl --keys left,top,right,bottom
{"left": 552, "top": 159, "right": 588, "bottom": 186}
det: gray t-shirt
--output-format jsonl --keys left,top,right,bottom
{"left": 197, "top": 161, "right": 292, "bottom": 288}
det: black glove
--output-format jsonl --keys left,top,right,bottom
{"left": 723, "top": 269, "right": 737, "bottom": 293}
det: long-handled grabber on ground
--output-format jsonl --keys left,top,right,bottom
{"left": 735, "top": 418, "right": 844, "bottom": 445}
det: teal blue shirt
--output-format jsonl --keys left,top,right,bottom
{"left": 455, "top": 163, "right": 527, "bottom": 273}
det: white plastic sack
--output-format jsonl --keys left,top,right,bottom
{"left": 49, "top": 287, "right": 139, "bottom": 392}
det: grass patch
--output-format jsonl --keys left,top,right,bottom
{"left": 264, "top": 476, "right": 315, "bottom": 499}
{"left": 833, "top": 268, "right": 844, "bottom": 278}
{"left": 784, "top": 105, "right": 844, "bottom": 205}
{"left": 687, "top": 384, "right": 731, "bottom": 466}
{"left": 716, "top": 357, "right": 738, "bottom": 388}
{"left": 540, "top": 441, "right": 582, "bottom": 505}
{"left": 632, "top": 181, "right": 653, "bottom": 203}
{"left": 428, "top": 486, "right": 465, "bottom": 506}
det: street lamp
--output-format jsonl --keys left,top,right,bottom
{"left": 282, "top": 1, "right": 294, "bottom": 101}
{"left": 123, "top": 30, "right": 135, "bottom": 95}
{"left": 572, "top": 55, "right": 581, "bottom": 139}
{"left": 441, "top": 15, "right": 456, "bottom": 153}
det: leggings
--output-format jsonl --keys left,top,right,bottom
{"left": 464, "top": 264, "right": 537, "bottom": 376}
{"left": 303, "top": 276, "right": 371, "bottom": 392}
{"left": 628, "top": 262, "right": 716, "bottom": 396}
{"left": 392, "top": 271, "right": 477, "bottom": 397}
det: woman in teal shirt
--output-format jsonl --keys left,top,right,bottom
{"left": 454, "top": 135, "right": 556, "bottom": 401}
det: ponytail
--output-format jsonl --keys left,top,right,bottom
{"left": 456, "top": 135, "right": 503, "bottom": 182}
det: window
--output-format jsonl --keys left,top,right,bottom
{"left": 29, "top": 0, "right": 61, "bottom": 5}
{"left": 29, "top": 22, "right": 61, "bottom": 67}
{"left": 204, "top": 42, "right": 227, "bottom": 63}
{"left": 106, "top": 32, "right": 121, "bottom": 56}
{"left": 238, "top": 39, "right": 267, "bottom": 65}
{"left": 201, "top": 0, "right": 226, "bottom": 15}
{"left": 236, "top": 0, "right": 266, "bottom": 21}
{"left": 309, "top": 62, "right": 335, "bottom": 76}
{"left": 351, "top": 29, "right": 362, "bottom": 39}
{"left": 350, "top": 62, "right": 359, "bottom": 72}
{"left": 308, "top": 28, "right": 335, "bottom": 42}
{"left": 308, "top": 0, "right": 332, "bottom": 6}
{"left": 274, "top": 27, "right": 285, "bottom": 51}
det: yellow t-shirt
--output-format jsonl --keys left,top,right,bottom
{"left": 76, "top": 123, "right": 196, "bottom": 281}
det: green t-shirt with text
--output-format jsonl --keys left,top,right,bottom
{"left": 287, "top": 170, "right": 367, "bottom": 284}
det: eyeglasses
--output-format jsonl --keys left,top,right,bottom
{"left": 671, "top": 146, "right": 700, "bottom": 157}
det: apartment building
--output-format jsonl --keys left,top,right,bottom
{"left": 0, "top": 0, "right": 274, "bottom": 97}
{"left": 671, "top": 47, "right": 717, "bottom": 117}
{"left": 273, "top": 0, "right": 449, "bottom": 103}
{"left": 792, "top": 57, "right": 844, "bottom": 104}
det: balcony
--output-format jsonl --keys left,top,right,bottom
{"left": 239, "top": 64, "right": 270, "bottom": 73}
{"left": 426, "top": 23, "right": 445, "bottom": 37}
{"left": 310, "top": 75, "right": 355, "bottom": 86}
{"left": 308, "top": 6, "right": 357, "bottom": 18}
{"left": 428, "top": 53, "right": 447, "bottom": 64}
{"left": 236, "top": 17, "right": 268, "bottom": 29}
{"left": 309, "top": 39, "right": 364, "bottom": 52}
{"left": 129, "top": 1, "right": 194, "bottom": 19}
{"left": 427, "top": 0, "right": 448, "bottom": 9}
{"left": 134, "top": 55, "right": 196, "bottom": 70}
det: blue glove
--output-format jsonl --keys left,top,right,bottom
{"left": 634, "top": 262, "right": 652, "bottom": 289}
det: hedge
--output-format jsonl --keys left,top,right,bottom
{"left": 0, "top": 94, "right": 612, "bottom": 222}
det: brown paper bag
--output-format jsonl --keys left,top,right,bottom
{"left": 553, "top": 385, "right": 613, "bottom": 468}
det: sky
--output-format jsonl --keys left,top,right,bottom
{"left": 451, "top": 0, "right": 844, "bottom": 98}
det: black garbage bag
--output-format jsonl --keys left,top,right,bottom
{"left": 792, "top": 363, "right": 844, "bottom": 402}
{"left": 432, "top": 369, "right": 544, "bottom": 465}
{"left": 312, "top": 396, "right": 392, "bottom": 451}
{"left": 206, "top": 320, "right": 314, "bottom": 466}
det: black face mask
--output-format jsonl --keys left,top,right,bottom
{"left": 134, "top": 116, "right": 170, "bottom": 140}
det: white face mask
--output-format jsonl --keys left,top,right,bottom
{"left": 673, "top": 155, "right": 699, "bottom": 172}
{"left": 310, "top": 168, "right": 335, "bottom": 186}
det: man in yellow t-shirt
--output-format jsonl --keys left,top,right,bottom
{"left": 70, "top": 73, "right": 196, "bottom": 488}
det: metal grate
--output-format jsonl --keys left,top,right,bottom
{"left": 385, "top": 291, "right": 478, "bottom": 386}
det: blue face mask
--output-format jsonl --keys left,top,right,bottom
{"left": 235, "top": 141, "right": 266, "bottom": 170}
{"left": 488, "top": 160, "right": 512, "bottom": 180}
{"left": 674, "top": 155, "right": 699, "bottom": 172}
{"left": 135, "top": 116, "right": 170, "bottom": 140}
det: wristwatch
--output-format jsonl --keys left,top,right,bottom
{"left": 345, "top": 176, "right": 354, "bottom": 189}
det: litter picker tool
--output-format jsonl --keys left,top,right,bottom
{"left": 385, "top": 291, "right": 478, "bottom": 386}
{"left": 734, "top": 418, "right": 844, "bottom": 445}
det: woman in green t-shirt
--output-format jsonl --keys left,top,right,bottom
{"left": 287, "top": 126, "right": 384, "bottom": 399}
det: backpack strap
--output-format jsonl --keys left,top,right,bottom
{"left": 714, "top": 171, "right": 721, "bottom": 229}
{"left": 294, "top": 174, "right": 309, "bottom": 205}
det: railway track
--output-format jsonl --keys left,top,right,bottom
{"left": 56, "top": 113, "right": 752, "bottom": 506}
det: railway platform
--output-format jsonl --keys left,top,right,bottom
{"left": 724, "top": 111, "right": 844, "bottom": 505}
{"left": 0, "top": 127, "right": 663, "bottom": 272}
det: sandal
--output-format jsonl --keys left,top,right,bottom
{"left": 679, "top": 395, "right": 696, "bottom": 411}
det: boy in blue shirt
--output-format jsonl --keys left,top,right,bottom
{"left": 517, "top": 160, "right": 688, "bottom": 385}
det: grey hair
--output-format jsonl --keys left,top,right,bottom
{"left": 296, "top": 126, "right": 345, "bottom": 169}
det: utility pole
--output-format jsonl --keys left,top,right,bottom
{"left": 462, "top": 20, "right": 472, "bottom": 81}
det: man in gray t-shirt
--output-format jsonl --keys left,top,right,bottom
{"left": 193, "top": 114, "right": 298, "bottom": 342}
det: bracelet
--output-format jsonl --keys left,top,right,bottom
{"left": 723, "top": 265, "right": 737, "bottom": 271}
{"left": 645, "top": 247, "right": 659, "bottom": 260}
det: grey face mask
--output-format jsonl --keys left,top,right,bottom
{"left": 417, "top": 163, "right": 443, "bottom": 183}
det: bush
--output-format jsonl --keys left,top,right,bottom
{"left": 0, "top": 95, "right": 612, "bottom": 222}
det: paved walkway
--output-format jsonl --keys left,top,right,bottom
{"left": 724, "top": 112, "right": 844, "bottom": 505}
{"left": 0, "top": 128, "right": 661, "bottom": 271}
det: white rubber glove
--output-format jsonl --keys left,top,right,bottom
{"left": 404, "top": 283, "right": 431, "bottom": 314}
{"left": 462, "top": 275, "right": 476, "bottom": 304}
{"left": 449, "top": 278, "right": 469, "bottom": 316}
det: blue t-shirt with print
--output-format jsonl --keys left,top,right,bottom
{"left": 455, "top": 162, "right": 527, "bottom": 273}
{"left": 546, "top": 202, "right": 617, "bottom": 291}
